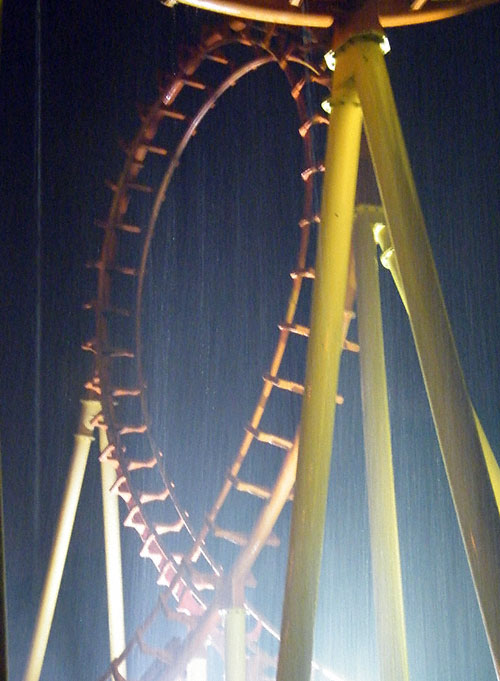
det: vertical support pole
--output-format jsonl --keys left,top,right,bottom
{"left": 276, "top": 67, "right": 363, "bottom": 681}
{"left": 23, "top": 399, "right": 100, "bottom": 681}
{"left": 225, "top": 607, "right": 246, "bottom": 681}
{"left": 99, "top": 428, "right": 127, "bottom": 678}
{"left": 350, "top": 37, "right": 500, "bottom": 678}
{"left": 354, "top": 208, "right": 409, "bottom": 681}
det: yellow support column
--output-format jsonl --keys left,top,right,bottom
{"left": 99, "top": 428, "right": 127, "bottom": 678}
{"left": 348, "top": 36, "right": 500, "bottom": 678}
{"left": 374, "top": 219, "right": 500, "bottom": 513}
{"left": 276, "top": 64, "right": 363, "bottom": 681}
{"left": 225, "top": 607, "right": 246, "bottom": 681}
{"left": 354, "top": 207, "right": 409, "bottom": 681}
{"left": 474, "top": 418, "right": 500, "bottom": 512}
{"left": 23, "top": 399, "right": 100, "bottom": 681}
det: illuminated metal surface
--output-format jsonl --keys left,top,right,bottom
{"left": 23, "top": 400, "right": 100, "bottom": 681}
{"left": 224, "top": 608, "right": 246, "bottom": 681}
{"left": 163, "top": 0, "right": 499, "bottom": 28}
{"left": 374, "top": 220, "right": 500, "bottom": 515}
{"left": 354, "top": 206, "right": 409, "bottom": 681}
{"left": 350, "top": 34, "right": 500, "bottom": 678}
{"left": 99, "top": 428, "right": 127, "bottom": 679}
{"left": 277, "top": 72, "right": 363, "bottom": 681}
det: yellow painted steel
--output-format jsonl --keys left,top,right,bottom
{"left": 372, "top": 217, "right": 406, "bottom": 310}
{"left": 354, "top": 208, "right": 410, "bottom": 681}
{"left": 225, "top": 607, "right": 247, "bottom": 681}
{"left": 374, "top": 219, "right": 500, "bottom": 514}
{"left": 276, "top": 70, "right": 363, "bottom": 681}
{"left": 23, "top": 399, "right": 100, "bottom": 681}
{"left": 475, "top": 416, "right": 500, "bottom": 512}
{"left": 345, "top": 36, "right": 500, "bottom": 678}
{"left": 99, "top": 428, "right": 127, "bottom": 678}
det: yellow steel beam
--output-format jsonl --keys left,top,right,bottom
{"left": 374, "top": 218, "right": 500, "bottom": 514}
{"left": 99, "top": 428, "right": 127, "bottom": 679}
{"left": 346, "top": 34, "right": 500, "bottom": 679}
{"left": 353, "top": 207, "right": 409, "bottom": 681}
{"left": 276, "top": 69, "right": 363, "bottom": 681}
{"left": 225, "top": 607, "right": 247, "bottom": 681}
{"left": 475, "top": 417, "right": 500, "bottom": 512}
{"left": 23, "top": 399, "right": 100, "bottom": 681}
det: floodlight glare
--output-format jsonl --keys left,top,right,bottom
{"left": 186, "top": 657, "right": 207, "bottom": 681}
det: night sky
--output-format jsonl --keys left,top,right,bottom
{"left": 1, "top": 2, "right": 500, "bottom": 681}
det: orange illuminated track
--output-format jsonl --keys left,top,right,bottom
{"left": 86, "top": 20, "right": 359, "bottom": 681}
{"left": 157, "top": 0, "right": 499, "bottom": 30}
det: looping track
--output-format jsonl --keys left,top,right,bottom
{"left": 85, "top": 19, "right": 357, "bottom": 681}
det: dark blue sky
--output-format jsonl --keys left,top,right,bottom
{"left": 1, "top": 2, "right": 500, "bottom": 681}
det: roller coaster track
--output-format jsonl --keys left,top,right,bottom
{"left": 84, "top": 20, "right": 359, "bottom": 681}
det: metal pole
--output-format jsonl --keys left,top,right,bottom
{"left": 225, "top": 607, "right": 246, "bottom": 681}
{"left": 23, "top": 398, "right": 100, "bottom": 681}
{"left": 99, "top": 428, "right": 127, "bottom": 678}
{"left": 276, "top": 69, "right": 363, "bottom": 681}
{"left": 474, "top": 417, "right": 500, "bottom": 511}
{"left": 373, "top": 218, "right": 500, "bottom": 513}
{"left": 353, "top": 207, "right": 409, "bottom": 681}
{"left": 350, "top": 36, "right": 500, "bottom": 678}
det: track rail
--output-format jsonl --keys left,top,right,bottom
{"left": 86, "top": 20, "right": 358, "bottom": 681}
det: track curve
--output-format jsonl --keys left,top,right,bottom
{"left": 86, "top": 20, "right": 357, "bottom": 681}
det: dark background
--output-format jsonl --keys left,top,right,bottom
{"left": 1, "top": 1, "right": 500, "bottom": 681}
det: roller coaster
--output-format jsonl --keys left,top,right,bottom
{"left": 16, "top": 2, "right": 500, "bottom": 681}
